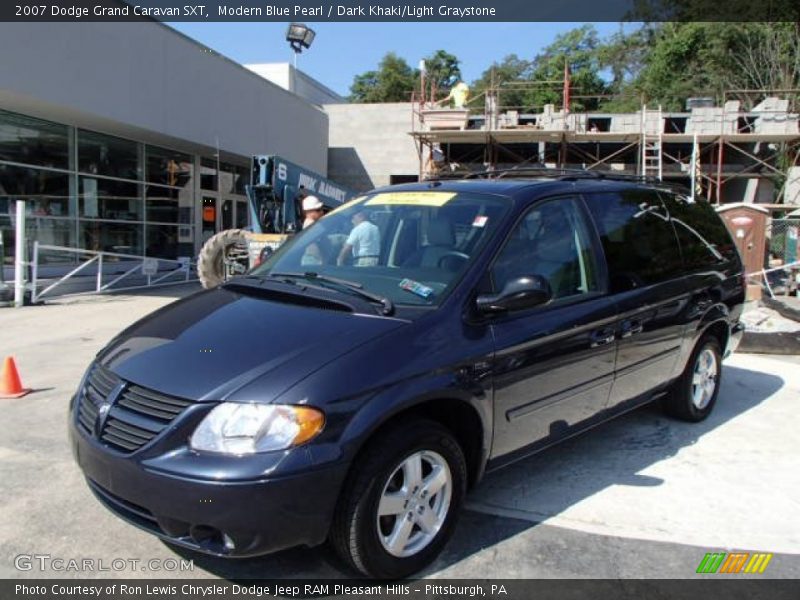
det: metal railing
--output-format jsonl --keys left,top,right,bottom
{"left": 30, "top": 242, "right": 197, "bottom": 303}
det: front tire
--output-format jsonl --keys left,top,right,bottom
{"left": 664, "top": 335, "right": 722, "bottom": 422}
{"left": 330, "top": 419, "right": 466, "bottom": 578}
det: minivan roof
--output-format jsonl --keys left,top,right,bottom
{"left": 371, "top": 177, "right": 676, "bottom": 199}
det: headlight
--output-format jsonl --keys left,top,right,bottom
{"left": 190, "top": 403, "right": 324, "bottom": 455}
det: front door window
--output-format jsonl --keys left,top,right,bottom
{"left": 491, "top": 196, "right": 600, "bottom": 301}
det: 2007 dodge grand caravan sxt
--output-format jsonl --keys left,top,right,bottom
{"left": 70, "top": 176, "right": 745, "bottom": 578}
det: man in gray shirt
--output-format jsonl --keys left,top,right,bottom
{"left": 337, "top": 210, "right": 381, "bottom": 267}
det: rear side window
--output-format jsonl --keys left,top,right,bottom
{"left": 585, "top": 190, "right": 683, "bottom": 292}
{"left": 659, "top": 193, "right": 740, "bottom": 270}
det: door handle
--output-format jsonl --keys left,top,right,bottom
{"left": 590, "top": 328, "right": 616, "bottom": 347}
{"left": 620, "top": 320, "right": 644, "bottom": 338}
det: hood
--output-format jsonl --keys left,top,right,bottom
{"left": 97, "top": 286, "right": 405, "bottom": 402}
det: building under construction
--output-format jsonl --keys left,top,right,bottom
{"left": 410, "top": 87, "right": 800, "bottom": 212}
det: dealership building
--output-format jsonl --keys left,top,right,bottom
{"left": 0, "top": 20, "right": 331, "bottom": 277}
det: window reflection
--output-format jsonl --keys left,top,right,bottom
{"left": 79, "top": 220, "right": 142, "bottom": 256}
{"left": 78, "top": 130, "right": 140, "bottom": 180}
{"left": 78, "top": 177, "right": 142, "bottom": 221}
{"left": 220, "top": 162, "right": 248, "bottom": 195}
{"left": 200, "top": 158, "right": 218, "bottom": 191}
{"left": 0, "top": 110, "right": 69, "bottom": 169}
{"left": 146, "top": 185, "right": 193, "bottom": 224}
{"left": 0, "top": 215, "right": 76, "bottom": 265}
{"left": 0, "top": 164, "right": 71, "bottom": 217}
{"left": 146, "top": 145, "right": 193, "bottom": 188}
{"left": 146, "top": 224, "right": 193, "bottom": 259}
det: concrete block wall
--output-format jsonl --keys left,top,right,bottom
{"left": 324, "top": 103, "right": 419, "bottom": 192}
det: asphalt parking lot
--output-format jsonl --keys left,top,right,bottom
{"left": 1, "top": 285, "right": 798, "bottom": 579}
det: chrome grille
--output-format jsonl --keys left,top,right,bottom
{"left": 76, "top": 363, "right": 120, "bottom": 437}
{"left": 77, "top": 363, "right": 193, "bottom": 453}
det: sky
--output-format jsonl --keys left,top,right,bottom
{"left": 169, "top": 22, "right": 629, "bottom": 97}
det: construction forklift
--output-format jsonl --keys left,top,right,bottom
{"left": 197, "top": 155, "right": 354, "bottom": 288}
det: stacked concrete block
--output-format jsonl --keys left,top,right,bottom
{"left": 723, "top": 101, "right": 741, "bottom": 133}
{"left": 753, "top": 97, "right": 799, "bottom": 134}
{"left": 567, "top": 113, "right": 587, "bottom": 133}
{"left": 686, "top": 107, "right": 718, "bottom": 134}
{"left": 610, "top": 113, "right": 640, "bottom": 133}
{"left": 538, "top": 104, "right": 565, "bottom": 130}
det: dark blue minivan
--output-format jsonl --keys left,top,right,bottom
{"left": 69, "top": 177, "right": 745, "bottom": 578}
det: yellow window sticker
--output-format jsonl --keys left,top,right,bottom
{"left": 326, "top": 195, "right": 366, "bottom": 217}
{"left": 365, "top": 192, "right": 456, "bottom": 207}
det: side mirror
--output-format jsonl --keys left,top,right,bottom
{"left": 476, "top": 275, "right": 552, "bottom": 313}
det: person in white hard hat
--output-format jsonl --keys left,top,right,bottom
{"left": 302, "top": 195, "right": 324, "bottom": 229}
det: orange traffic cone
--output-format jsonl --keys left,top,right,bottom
{"left": 0, "top": 356, "right": 31, "bottom": 398}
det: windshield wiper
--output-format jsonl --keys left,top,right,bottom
{"left": 270, "top": 271, "right": 395, "bottom": 316}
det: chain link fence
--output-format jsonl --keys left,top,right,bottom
{"left": 763, "top": 218, "right": 800, "bottom": 296}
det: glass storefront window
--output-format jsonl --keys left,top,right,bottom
{"left": 236, "top": 199, "right": 248, "bottom": 229}
{"left": 0, "top": 164, "right": 71, "bottom": 217}
{"left": 1, "top": 216, "right": 76, "bottom": 264}
{"left": 0, "top": 110, "right": 255, "bottom": 269}
{"left": 0, "top": 110, "right": 70, "bottom": 170}
{"left": 78, "top": 177, "right": 142, "bottom": 221}
{"left": 78, "top": 130, "right": 140, "bottom": 181}
{"left": 146, "top": 145, "right": 193, "bottom": 189}
{"left": 200, "top": 158, "right": 218, "bottom": 191}
{"left": 145, "top": 223, "right": 194, "bottom": 259}
{"left": 79, "top": 220, "right": 142, "bottom": 256}
{"left": 220, "top": 162, "right": 248, "bottom": 195}
{"left": 146, "top": 185, "right": 193, "bottom": 225}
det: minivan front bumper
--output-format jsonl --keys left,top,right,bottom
{"left": 69, "top": 415, "right": 348, "bottom": 558}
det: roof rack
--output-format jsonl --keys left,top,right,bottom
{"left": 424, "top": 166, "right": 690, "bottom": 193}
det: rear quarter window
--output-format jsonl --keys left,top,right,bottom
{"left": 659, "top": 193, "right": 740, "bottom": 271}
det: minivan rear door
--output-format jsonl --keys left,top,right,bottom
{"left": 487, "top": 196, "right": 618, "bottom": 459}
{"left": 583, "top": 189, "right": 689, "bottom": 410}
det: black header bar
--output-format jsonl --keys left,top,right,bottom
{"left": 1, "top": 0, "right": 799, "bottom": 22}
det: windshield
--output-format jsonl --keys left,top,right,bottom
{"left": 251, "top": 190, "right": 510, "bottom": 307}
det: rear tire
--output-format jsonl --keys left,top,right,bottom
{"left": 197, "top": 229, "right": 249, "bottom": 289}
{"left": 330, "top": 419, "right": 466, "bottom": 579}
{"left": 664, "top": 335, "right": 722, "bottom": 422}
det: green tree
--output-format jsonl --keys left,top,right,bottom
{"left": 471, "top": 54, "right": 533, "bottom": 111}
{"left": 471, "top": 26, "right": 609, "bottom": 112}
{"left": 628, "top": 23, "right": 800, "bottom": 111}
{"left": 348, "top": 52, "right": 417, "bottom": 103}
{"left": 596, "top": 25, "right": 654, "bottom": 111}
{"left": 525, "top": 24, "right": 609, "bottom": 112}
{"left": 422, "top": 50, "right": 462, "bottom": 94}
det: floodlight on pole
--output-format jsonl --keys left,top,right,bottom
{"left": 286, "top": 23, "right": 316, "bottom": 68}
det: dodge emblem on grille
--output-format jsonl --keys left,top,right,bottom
{"left": 94, "top": 382, "right": 126, "bottom": 438}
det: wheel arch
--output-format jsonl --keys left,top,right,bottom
{"left": 697, "top": 305, "right": 731, "bottom": 354}
{"left": 343, "top": 394, "right": 489, "bottom": 491}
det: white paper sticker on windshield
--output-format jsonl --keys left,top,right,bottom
{"left": 473, "top": 215, "right": 488, "bottom": 227}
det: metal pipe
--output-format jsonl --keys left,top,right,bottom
{"left": 14, "top": 200, "right": 25, "bottom": 308}
{"left": 31, "top": 241, "right": 39, "bottom": 304}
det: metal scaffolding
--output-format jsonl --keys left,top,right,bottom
{"left": 411, "top": 85, "right": 800, "bottom": 209}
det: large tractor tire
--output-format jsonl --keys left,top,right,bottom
{"left": 197, "top": 229, "right": 250, "bottom": 289}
